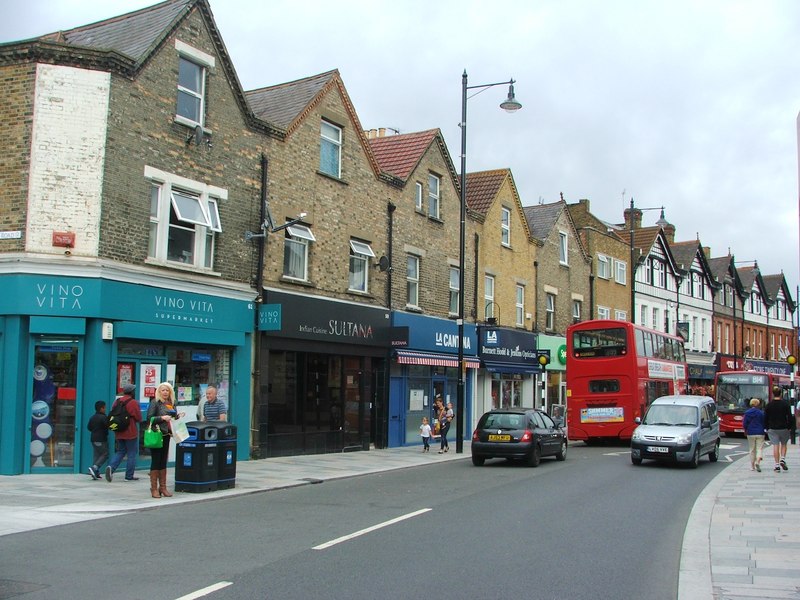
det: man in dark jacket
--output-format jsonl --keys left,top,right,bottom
{"left": 764, "top": 386, "right": 792, "bottom": 473}
{"left": 87, "top": 401, "right": 108, "bottom": 479}
{"left": 105, "top": 384, "right": 142, "bottom": 482}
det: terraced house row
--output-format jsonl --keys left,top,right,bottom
{"left": 0, "top": 0, "right": 794, "bottom": 475}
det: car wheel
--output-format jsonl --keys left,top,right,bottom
{"left": 471, "top": 455, "right": 485, "bottom": 466}
{"left": 631, "top": 455, "right": 642, "bottom": 465}
{"left": 708, "top": 439, "right": 720, "bottom": 462}
{"left": 527, "top": 444, "right": 541, "bottom": 467}
{"left": 556, "top": 441, "right": 567, "bottom": 461}
{"left": 689, "top": 446, "right": 700, "bottom": 469}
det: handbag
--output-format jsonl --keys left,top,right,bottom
{"left": 170, "top": 419, "right": 190, "bottom": 444}
{"left": 143, "top": 417, "right": 163, "bottom": 449}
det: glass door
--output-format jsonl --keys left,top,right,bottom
{"left": 30, "top": 339, "right": 80, "bottom": 472}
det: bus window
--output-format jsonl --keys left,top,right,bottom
{"left": 645, "top": 381, "right": 670, "bottom": 405}
{"left": 643, "top": 331, "right": 654, "bottom": 358}
{"left": 589, "top": 379, "right": 620, "bottom": 393}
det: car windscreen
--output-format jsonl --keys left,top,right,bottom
{"left": 480, "top": 413, "right": 526, "bottom": 430}
{"left": 642, "top": 404, "right": 699, "bottom": 426}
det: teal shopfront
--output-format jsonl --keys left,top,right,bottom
{"left": 0, "top": 274, "right": 253, "bottom": 475}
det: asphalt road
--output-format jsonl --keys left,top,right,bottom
{"left": 0, "top": 440, "right": 746, "bottom": 600}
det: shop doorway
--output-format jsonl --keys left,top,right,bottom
{"left": 29, "top": 338, "right": 81, "bottom": 473}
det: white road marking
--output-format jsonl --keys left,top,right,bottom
{"left": 175, "top": 582, "right": 233, "bottom": 599}
{"left": 313, "top": 508, "right": 432, "bottom": 550}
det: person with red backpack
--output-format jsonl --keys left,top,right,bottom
{"left": 104, "top": 384, "right": 142, "bottom": 482}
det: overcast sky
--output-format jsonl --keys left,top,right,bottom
{"left": 3, "top": 0, "right": 799, "bottom": 295}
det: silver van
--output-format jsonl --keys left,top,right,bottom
{"left": 630, "top": 395, "right": 720, "bottom": 468}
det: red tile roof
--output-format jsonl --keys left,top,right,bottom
{"left": 368, "top": 129, "right": 439, "bottom": 181}
{"left": 465, "top": 169, "right": 508, "bottom": 215}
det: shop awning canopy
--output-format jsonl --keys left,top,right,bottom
{"left": 394, "top": 350, "right": 480, "bottom": 368}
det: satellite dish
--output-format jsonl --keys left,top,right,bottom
{"left": 194, "top": 125, "right": 204, "bottom": 145}
{"left": 378, "top": 256, "right": 390, "bottom": 272}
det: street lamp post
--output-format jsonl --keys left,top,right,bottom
{"left": 456, "top": 70, "right": 521, "bottom": 453}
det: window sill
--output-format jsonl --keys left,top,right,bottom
{"left": 428, "top": 216, "right": 444, "bottom": 224}
{"left": 174, "top": 115, "right": 212, "bottom": 136}
{"left": 280, "top": 276, "right": 316, "bottom": 287}
{"left": 347, "top": 289, "right": 374, "bottom": 299}
{"left": 405, "top": 304, "right": 423, "bottom": 313}
{"left": 317, "top": 170, "right": 348, "bottom": 185}
{"left": 501, "top": 243, "right": 513, "bottom": 250}
{"left": 145, "top": 257, "right": 221, "bottom": 277}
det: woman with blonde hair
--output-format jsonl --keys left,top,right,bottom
{"left": 146, "top": 382, "right": 185, "bottom": 498}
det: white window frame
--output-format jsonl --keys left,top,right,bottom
{"left": 175, "top": 41, "right": 214, "bottom": 129}
{"left": 501, "top": 207, "right": 511, "bottom": 247}
{"left": 283, "top": 224, "right": 316, "bottom": 281}
{"left": 615, "top": 309, "right": 627, "bottom": 321}
{"left": 407, "top": 255, "right": 420, "bottom": 308}
{"left": 428, "top": 174, "right": 440, "bottom": 219}
{"left": 348, "top": 239, "right": 375, "bottom": 293}
{"left": 597, "top": 306, "right": 611, "bottom": 320}
{"left": 558, "top": 231, "right": 568, "bottom": 265}
{"left": 614, "top": 259, "right": 627, "bottom": 285}
{"left": 415, "top": 182, "right": 423, "bottom": 212}
{"left": 516, "top": 285, "right": 525, "bottom": 327}
{"left": 320, "top": 120, "right": 342, "bottom": 178}
{"left": 546, "top": 293, "right": 555, "bottom": 330}
{"left": 145, "top": 166, "right": 225, "bottom": 271}
{"left": 640, "top": 305, "right": 648, "bottom": 327}
{"left": 597, "top": 254, "right": 611, "bottom": 279}
{"left": 484, "top": 275, "right": 495, "bottom": 320}
{"left": 449, "top": 266, "right": 460, "bottom": 315}
{"left": 572, "top": 299, "right": 581, "bottom": 323}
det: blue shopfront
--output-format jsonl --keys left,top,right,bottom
{"left": 388, "top": 312, "right": 478, "bottom": 447}
{"left": 475, "top": 326, "right": 540, "bottom": 416}
{"left": 0, "top": 274, "right": 253, "bottom": 475}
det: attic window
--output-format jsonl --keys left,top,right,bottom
{"left": 501, "top": 207, "right": 511, "bottom": 246}
{"left": 320, "top": 121, "right": 342, "bottom": 178}
{"left": 175, "top": 40, "right": 215, "bottom": 129}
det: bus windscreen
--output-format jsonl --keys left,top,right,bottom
{"left": 716, "top": 373, "right": 770, "bottom": 412}
{"left": 571, "top": 327, "right": 627, "bottom": 358}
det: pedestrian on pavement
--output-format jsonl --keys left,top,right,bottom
{"left": 420, "top": 416, "right": 432, "bottom": 452}
{"left": 764, "top": 385, "right": 792, "bottom": 472}
{"left": 743, "top": 397, "right": 765, "bottom": 472}
{"left": 200, "top": 383, "right": 227, "bottom": 422}
{"left": 146, "top": 382, "right": 185, "bottom": 498}
{"left": 438, "top": 398, "right": 453, "bottom": 454}
{"left": 105, "top": 384, "right": 142, "bottom": 482}
{"left": 87, "top": 401, "right": 108, "bottom": 480}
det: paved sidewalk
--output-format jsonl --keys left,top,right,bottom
{"left": 2, "top": 444, "right": 800, "bottom": 599}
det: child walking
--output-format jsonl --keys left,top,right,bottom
{"left": 420, "top": 417, "right": 432, "bottom": 452}
{"left": 87, "top": 401, "right": 109, "bottom": 480}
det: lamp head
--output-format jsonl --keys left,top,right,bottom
{"left": 499, "top": 80, "right": 522, "bottom": 112}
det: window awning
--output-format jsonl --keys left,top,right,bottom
{"left": 481, "top": 360, "right": 540, "bottom": 375}
{"left": 394, "top": 350, "right": 480, "bottom": 368}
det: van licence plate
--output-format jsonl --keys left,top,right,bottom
{"left": 647, "top": 446, "right": 669, "bottom": 453}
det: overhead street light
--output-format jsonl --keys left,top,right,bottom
{"left": 456, "top": 70, "right": 521, "bottom": 454}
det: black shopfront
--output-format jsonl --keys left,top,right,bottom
{"left": 257, "top": 290, "right": 390, "bottom": 457}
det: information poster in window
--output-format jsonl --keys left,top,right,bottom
{"left": 409, "top": 389, "right": 424, "bottom": 412}
{"left": 140, "top": 363, "right": 162, "bottom": 403}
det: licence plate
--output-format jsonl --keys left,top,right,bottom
{"left": 488, "top": 434, "right": 511, "bottom": 442}
{"left": 647, "top": 446, "right": 669, "bottom": 453}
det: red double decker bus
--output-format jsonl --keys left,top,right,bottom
{"left": 714, "top": 371, "right": 791, "bottom": 435}
{"left": 566, "top": 320, "right": 689, "bottom": 444}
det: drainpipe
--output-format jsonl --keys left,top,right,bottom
{"left": 251, "top": 153, "right": 268, "bottom": 456}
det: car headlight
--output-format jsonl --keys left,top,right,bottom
{"left": 632, "top": 429, "right": 643, "bottom": 441}
{"left": 676, "top": 433, "right": 693, "bottom": 445}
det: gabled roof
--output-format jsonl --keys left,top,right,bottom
{"left": 0, "top": 0, "right": 283, "bottom": 138}
{"left": 670, "top": 239, "right": 718, "bottom": 289}
{"left": 630, "top": 226, "right": 680, "bottom": 273}
{"left": 465, "top": 169, "right": 531, "bottom": 240}
{"left": 247, "top": 71, "right": 337, "bottom": 132}
{"left": 522, "top": 199, "right": 589, "bottom": 259}
{"left": 762, "top": 273, "right": 796, "bottom": 310}
{"left": 37, "top": 0, "right": 191, "bottom": 63}
{"left": 522, "top": 201, "right": 564, "bottom": 241}
{"left": 368, "top": 129, "right": 439, "bottom": 181}
{"left": 736, "top": 265, "right": 770, "bottom": 303}
{"left": 566, "top": 201, "right": 629, "bottom": 244}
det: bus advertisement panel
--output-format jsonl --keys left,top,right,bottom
{"left": 566, "top": 320, "right": 688, "bottom": 443}
{"left": 714, "top": 371, "right": 791, "bottom": 434}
